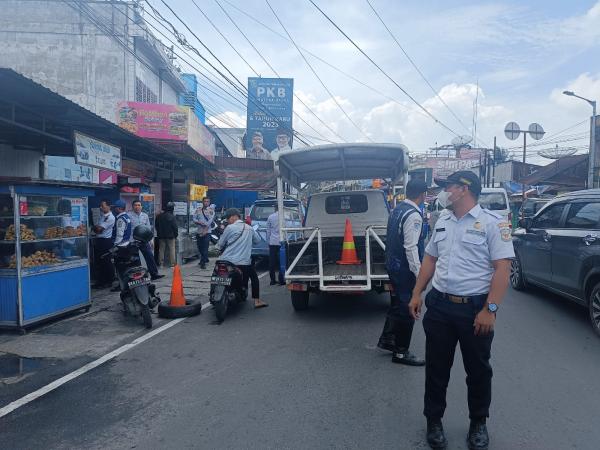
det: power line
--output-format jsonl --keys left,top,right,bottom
{"left": 145, "top": 0, "right": 313, "bottom": 146}
{"left": 308, "top": 0, "right": 462, "bottom": 139}
{"left": 141, "top": 3, "right": 328, "bottom": 145}
{"left": 265, "top": 0, "right": 373, "bottom": 143}
{"left": 215, "top": 0, "right": 346, "bottom": 143}
{"left": 190, "top": 0, "right": 260, "bottom": 77}
{"left": 220, "top": 0, "right": 427, "bottom": 119}
{"left": 365, "top": 0, "right": 481, "bottom": 144}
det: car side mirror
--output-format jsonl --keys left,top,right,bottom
{"left": 519, "top": 218, "right": 532, "bottom": 230}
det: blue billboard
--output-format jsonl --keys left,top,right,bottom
{"left": 245, "top": 77, "right": 294, "bottom": 159}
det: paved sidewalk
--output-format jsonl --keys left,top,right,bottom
{"left": 0, "top": 260, "right": 213, "bottom": 387}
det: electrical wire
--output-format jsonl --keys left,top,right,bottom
{"left": 308, "top": 0, "right": 462, "bottom": 139}
{"left": 220, "top": 0, "right": 427, "bottom": 120}
{"left": 145, "top": 0, "right": 313, "bottom": 146}
{"left": 365, "top": 0, "right": 481, "bottom": 144}
{"left": 265, "top": 0, "right": 374, "bottom": 143}
{"left": 215, "top": 0, "right": 347, "bottom": 143}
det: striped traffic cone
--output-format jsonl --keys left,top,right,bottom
{"left": 337, "top": 218, "right": 361, "bottom": 265}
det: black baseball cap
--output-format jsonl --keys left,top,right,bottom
{"left": 406, "top": 179, "right": 428, "bottom": 198}
{"left": 434, "top": 171, "right": 482, "bottom": 195}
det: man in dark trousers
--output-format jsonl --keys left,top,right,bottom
{"left": 155, "top": 202, "right": 179, "bottom": 268}
{"left": 92, "top": 199, "right": 115, "bottom": 289}
{"left": 377, "top": 179, "right": 427, "bottom": 366}
{"left": 409, "top": 171, "right": 514, "bottom": 449}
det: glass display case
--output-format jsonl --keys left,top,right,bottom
{"left": 0, "top": 186, "right": 93, "bottom": 329}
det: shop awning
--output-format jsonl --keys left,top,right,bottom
{"left": 0, "top": 68, "right": 204, "bottom": 166}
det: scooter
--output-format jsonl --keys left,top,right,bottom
{"left": 209, "top": 260, "right": 247, "bottom": 322}
{"left": 209, "top": 218, "right": 226, "bottom": 245}
{"left": 105, "top": 237, "right": 161, "bottom": 329}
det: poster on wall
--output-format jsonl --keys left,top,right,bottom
{"left": 245, "top": 78, "right": 294, "bottom": 159}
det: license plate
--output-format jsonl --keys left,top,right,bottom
{"left": 128, "top": 277, "right": 150, "bottom": 288}
{"left": 211, "top": 276, "right": 232, "bottom": 286}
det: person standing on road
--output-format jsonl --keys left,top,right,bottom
{"left": 193, "top": 197, "right": 215, "bottom": 269}
{"left": 130, "top": 200, "right": 163, "bottom": 281}
{"left": 377, "top": 179, "right": 427, "bottom": 366}
{"left": 92, "top": 199, "right": 115, "bottom": 289}
{"left": 216, "top": 208, "right": 268, "bottom": 309}
{"left": 155, "top": 202, "right": 178, "bottom": 268}
{"left": 266, "top": 204, "right": 285, "bottom": 286}
{"left": 408, "top": 171, "right": 514, "bottom": 450}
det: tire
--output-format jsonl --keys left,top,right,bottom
{"left": 588, "top": 283, "right": 600, "bottom": 338}
{"left": 213, "top": 287, "right": 229, "bottom": 323}
{"left": 510, "top": 256, "right": 527, "bottom": 291}
{"left": 157, "top": 299, "right": 203, "bottom": 319}
{"left": 141, "top": 305, "right": 153, "bottom": 329}
{"left": 291, "top": 291, "right": 309, "bottom": 311}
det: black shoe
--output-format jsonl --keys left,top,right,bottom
{"left": 426, "top": 419, "right": 448, "bottom": 449}
{"left": 92, "top": 283, "right": 108, "bottom": 290}
{"left": 270, "top": 280, "right": 277, "bottom": 286}
{"left": 467, "top": 419, "right": 489, "bottom": 450}
{"left": 377, "top": 335, "right": 396, "bottom": 353}
{"left": 110, "top": 286, "right": 121, "bottom": 292}
{"left": 391, "top": 350, "right": 425, "bottom": 366}
{"left": 279, "top": 281, "right": 286, "bottom": 286}
{"left": 200, "top": 264, "right": 206, "bottom": 270}
{"left": 151, "top": 274, "right": 165, "bottom": 281}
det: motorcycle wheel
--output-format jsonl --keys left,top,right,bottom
{"left": 141, "top": 304, "right": 153, "bottom": 329}
{"left": 213, "top": 286, "right": 228, "bottom": 323}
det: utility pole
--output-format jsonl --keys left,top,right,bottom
{"left": 504, "top": 122, "right": 545, "bottom": 217}
{"left": 563, "top": 91, "right": 597, "bottom": 188}
{"left": 492, "top": 136, "right": 497, "bottom": 188}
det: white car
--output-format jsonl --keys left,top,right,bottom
{"left": 429, "top": 187, "right": 511, "bottom": 231}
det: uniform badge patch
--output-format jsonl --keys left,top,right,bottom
{"left": 499, "top": 224, "right": 511, "bottom": 242}
{"left": 474, "top": 221, "right": 482, "bottom": 230}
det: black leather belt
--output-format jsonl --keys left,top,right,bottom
{"left": 432, "top": 288, "right": 486, "bottom": 304}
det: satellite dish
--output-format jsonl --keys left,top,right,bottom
{"left": 451, "top": 135, "right": 473, "bottom": 147}
{"left": 539, "top": 145, "right": 577, "bottom": 160}
{"left": 528, "top": 123, "right": 545, "bottom": 140}
{"left": 504, "top": 122, "right": 520, "bottom": 140}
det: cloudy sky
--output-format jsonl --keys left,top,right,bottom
{"left": 145, "top": 0, "right": 600, "bottom": 164}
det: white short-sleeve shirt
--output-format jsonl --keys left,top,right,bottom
{"left": 425, "top": 204, "right": 515, "bottom": 296}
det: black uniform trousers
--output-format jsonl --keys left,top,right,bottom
{"left": 94, "top": 237, "right": 115, "bottom": 286}
{"left": 387, "top": 271, "right": 416, "bottom": 350}
{"left": 269, "top": 244, "right": 284, "bottom": 284}
{"left": 423, "top": 288, "right": 493, "bottom": 420}
{"left": 238, "top": 264, "right": 260, "bottom": 299}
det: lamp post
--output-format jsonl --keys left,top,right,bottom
{"left": 563, "top": 90, "right": 597, "bottom": 188}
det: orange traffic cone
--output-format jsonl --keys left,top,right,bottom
{"left": 169, "top": 265, "right": 186, "bottom": 307}
{"left": 337, "top": 218, "right": 362, "bottom": 265}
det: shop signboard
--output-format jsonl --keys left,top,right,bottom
{"left": 73, "top": 131, "right": 122, "bottom": 172}
{"left": 46, "top": 156, "right": 98, "bottom": 184}
{"left": 116, "top": 101, "right": 188, "bottom": 141}
{"left": 245, "top": 77, "right": 294, "bottom": 159}
{"left": 189, "top": 184, "right": 208, "bottom": 201}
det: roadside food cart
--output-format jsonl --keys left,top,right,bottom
{"left": 0, "top": 185, "right": 93, "bottom": 329}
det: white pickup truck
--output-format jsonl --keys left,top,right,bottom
{"left": 273, "top": 143, "right": 409, "bottom": 311}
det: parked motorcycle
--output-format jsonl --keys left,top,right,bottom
{"left": 209, "top": 218, "right": 226, "bottom": 245}
{"left": 105, "top": 225, "right": 161, "bottom": 329}
{"left": 209, "top": 260, "right": 247, "bottom": 322}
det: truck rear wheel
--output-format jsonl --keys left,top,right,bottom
{"left": 291, "top": 291, "right": 309, "bottom": 311}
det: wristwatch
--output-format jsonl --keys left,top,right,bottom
{"left": 487, "top": 303, "right": 499, "bottom": 313}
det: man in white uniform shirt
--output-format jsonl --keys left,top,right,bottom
{"left": 92, "top": 199, "right": 115, "bottom": 289}
{"left": 130, "top": 200, "right": 163, "bottom": 280}
{"left": 266, "top": 204, "right": 285, "bottom": 286}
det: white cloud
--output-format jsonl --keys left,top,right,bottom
{"left": 550, "top": 72, "right": 600, "bottom": 115}
{"left": 206, "top": 111, "right": 245, "bottom": 128}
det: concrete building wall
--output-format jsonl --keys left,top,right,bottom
{"left": 0, "top": 0, "right": 182, "bottom": 122}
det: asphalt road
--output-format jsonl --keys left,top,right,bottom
{"left": 1, "top": 281, "right": 599, "bottom": 449}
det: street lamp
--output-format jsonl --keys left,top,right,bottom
{"left": 563, "top": 90, "right": 597, "bottom": 188}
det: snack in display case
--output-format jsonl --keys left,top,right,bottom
{"left": 8, "top": 250, "right": 61, "bottom": 268}
{"left": 5, "top": 224, "right": 36, "bottom": 241}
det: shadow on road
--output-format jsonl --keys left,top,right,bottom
{"left": 294, "top": 291, "right": 389, "bottom": 323}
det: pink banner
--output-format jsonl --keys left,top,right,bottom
{"left": 117, "top": 102, "right": 188, "bottom": 141}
